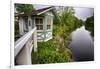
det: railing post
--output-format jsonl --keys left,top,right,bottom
{"left": 33, "top": 29, "right": 37, "bottom": 52}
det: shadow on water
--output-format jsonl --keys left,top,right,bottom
{"left": 68, "top": 26, "right": 94, "bottom": 61}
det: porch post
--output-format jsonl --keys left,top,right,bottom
{"left": 44, "top": 16, "right": 47, "bottom": 40}
{"left": 51, "top": 16, "right": 53, "bottom": 37}
{"left": 18, "top": 17, "right": 24, "bottom": 36}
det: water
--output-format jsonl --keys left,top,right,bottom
{"left": 69, "top": 26, "right": 94, "bottom": 61}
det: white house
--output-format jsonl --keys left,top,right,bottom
{"left": 16, "top": 6, "right": 57, "bottom": 42}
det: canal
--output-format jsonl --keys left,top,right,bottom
{"left": 69, "top": 26, "right": 94, "bottom": 61}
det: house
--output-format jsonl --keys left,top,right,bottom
{"left": 16, "top": 6, "right": 57, "bottom": 42}
{"left": 14, "top": 6, "right": 59, "bottom": 65}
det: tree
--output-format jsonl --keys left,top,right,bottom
{"left": 59, "top": 7, "right": 75, "bottom": 31}
{"left": 71, "top": 16, "right": 83, "bottom": 29}
{"left": 59, "top": 7, "right": 83, "bottom": 31}
{"left": 85, "top": 16, "right": 94, "bottom": 37}
{"left": 15, "top": 4, "right": 35, "bottom": 13}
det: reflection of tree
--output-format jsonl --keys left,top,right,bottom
{"left": 85, "top": 16, "right": 94, "bottom": 37}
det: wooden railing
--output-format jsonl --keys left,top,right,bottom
{"left": 15, "top": 27, "right": 37, "bottom": 65}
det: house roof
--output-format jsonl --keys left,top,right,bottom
{"left": 32, "top": 6, "right": 53, "bottom": 15}
{"left": 15, "top": 6, "right": 60, "bottom": 23}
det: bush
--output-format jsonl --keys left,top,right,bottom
{"left": 32, "top": 40, "right": 72, "bottom": 64}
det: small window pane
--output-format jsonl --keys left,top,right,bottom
{"left": 36, "top": 25, "right": 43, "bottom": 30}
{"left": 40, "top": 25, "right": 43, "bottom": 29}
{"left": 36, "top": 19, "right": 39, "bottom": 24}
{"left": 36, "top": 25, "right": 39, "bottom": 30}
{"left": 47, "top": 25, "right": 51, "bottom": 29}
{"left": 40, "top": 19, "right": 43, "bottom": 24}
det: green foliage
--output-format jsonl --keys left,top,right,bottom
{"left": 85, "top": 16, "right": 94, "bottom": 37}
{"left": 59, "top": 7, "right": 83, "bottom": 32}
{"left": 15, "top": 21, "right": 19, "bottom": 36}
{"left": 32, "top": 40, "right": 72, "bottom": 64}
{"left": 15, "top": 4, "right": 35, "bottom": 13}
{"left": 60, "top": 7, "right": 75, "bottom": 26}
{"left": 14, "top": 21, "right": 20, "bottom": 41}
{"left": 74, "top": 18, "right": 84, "bottom": 29}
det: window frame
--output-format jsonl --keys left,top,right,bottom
{"left": 35, "top": 17, "right": 44, "bottom": 31}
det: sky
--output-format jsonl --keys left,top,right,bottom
{"left": 34, "top": 4, "right": 50, "bottom": 10}
{"left": 33, "top": 4, "right": 94, "bottom": 21}
{"left": 74, "top": 7, "right": 94, "bottom": 21}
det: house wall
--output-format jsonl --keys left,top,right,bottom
{"left": 44, "top": 12, "right": 53, "bottom": 41}
{"left": 31, "top": 11, "right": 54, "bottom": 42}
{"left": 18, "top": 16, "right": 29, "bottom": 36}
{"left": 32, "top": 17, "right": 35, "bottom": 28}
{"left": 36, "top": 11, "right": 53, "bottom": 42}
{"left": 33, "top": 16, "right": 45, "bottom": 41}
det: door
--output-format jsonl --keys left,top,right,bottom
{"left": 28, "top": 16, "right": 32, "bottom": 31}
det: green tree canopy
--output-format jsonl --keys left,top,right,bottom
{"left": 59, "top": 7, "right": 83, "bottom": 31}
{"left": 85, "top": 16, "right": 94, "bottom": 37}
{"left": 73, "top": 17, "right": 84, "bottom": 29}
{"left": 15, "top": 4, "right": 35, "bottom": 13}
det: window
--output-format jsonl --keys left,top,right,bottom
{"left": 47, "top": 25, "right": 51, "bottom": 29}
{"left": 47, "top": 17, "right": 51, "bottom": 29}
{"left": 35, "top": 18, "right": 43, "bottom": 30}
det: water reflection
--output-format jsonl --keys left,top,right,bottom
{"left": 69, "top": 26, "right": 94, "bottom": 61}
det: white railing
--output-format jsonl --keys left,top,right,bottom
{"left": 15, "top": 27, "right": 37, "bottom": 57}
